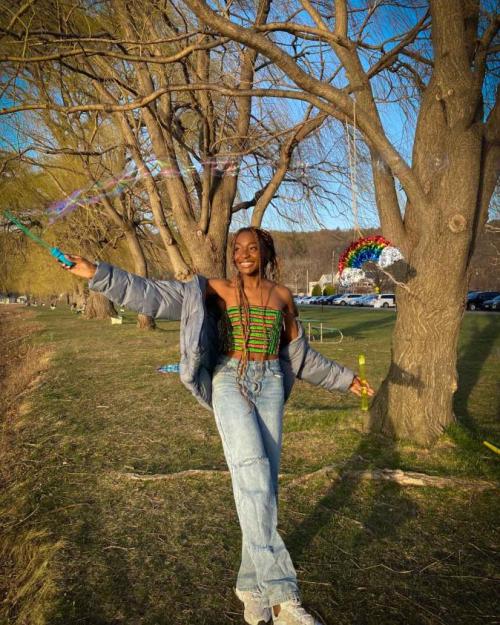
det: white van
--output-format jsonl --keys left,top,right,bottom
{"left": 372, "top": 294, "right": 396, "bottom": 308}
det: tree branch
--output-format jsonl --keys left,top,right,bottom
{"left": 251, "top": 111, "right": 327, "bottom": 227}
{"left": 0, "top": 38, "right": 230, "bottom": 65}
{"left": 182, "top": 0, "right": 424, "bottom": 233}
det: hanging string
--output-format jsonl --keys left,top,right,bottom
{"left": 345, "top": 100, "right": 362, "bottom": 240}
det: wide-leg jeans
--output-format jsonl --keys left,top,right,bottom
{"left": 212, "top": 356, "right": 300, "bottom": 607}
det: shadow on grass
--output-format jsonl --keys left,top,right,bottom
{"left": 338, "top": 314, "right": 395, "bottom": 339}
{"left": 453, "top": 315, "right": 500, "bottom": 437}
{"left": 286, "top": 429, "right": 418, "bottom": 567}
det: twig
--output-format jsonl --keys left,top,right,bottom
{"left": 115, "top": 468, "right": 230, "bottom": 481}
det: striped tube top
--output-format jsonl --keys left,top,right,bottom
{"left": 221, "top": 305, "right": 283, "bottom": 355}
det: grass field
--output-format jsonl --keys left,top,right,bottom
{"left": 1, "top": 304, "right": 499, "bottom": 625}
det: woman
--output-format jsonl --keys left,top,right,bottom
{"left": 60, "top": 227, "right": 374, "bottom": 625}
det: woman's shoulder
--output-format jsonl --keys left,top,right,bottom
{"left": 206, "top": 278, "right": 233, "bottom": 296}
{"left": 271, "top": 283, "right": 297, "bottom": 315}
{"left": 272, "top": 282, "right": 294, "bottom": 301}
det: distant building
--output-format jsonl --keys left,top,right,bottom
{"left": 308, "top": 273, "right": 336, "bottom": 295}
{"left": 308, "top": 272, "right": 376, "bottom": 295}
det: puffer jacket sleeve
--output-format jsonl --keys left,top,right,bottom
{"left": 297, "top": 344, "right": 355, "bottom": 392}
{"left": 88, "top": 262, "right": 185, "bottom": 320}
{"left": 282, "top": 320, "right": 355, "bottom": 392}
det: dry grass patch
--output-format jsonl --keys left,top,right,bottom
{"left": 0, "top": 307, "right": 64, "bottom": 625}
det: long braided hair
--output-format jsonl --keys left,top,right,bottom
{"left": 231, "top": 227, "right": 280, "bottom": 396}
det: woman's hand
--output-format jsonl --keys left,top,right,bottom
{"left": 58, "top": 255, "right": 97, "bottom": 280}
{"left": 349, "top": 375, "right": 375, "bottom": 397}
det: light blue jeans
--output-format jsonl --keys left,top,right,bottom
{"left": 212, "top": 356, "right": 300, "bottom": 607}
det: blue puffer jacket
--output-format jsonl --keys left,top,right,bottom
{"left": 89, "top": 262, "right": 355, "bottom": 411}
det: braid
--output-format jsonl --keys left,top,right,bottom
{"left": 231, "top": 227, "right": 279, "bottom": 398}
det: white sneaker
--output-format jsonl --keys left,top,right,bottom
{"left": 235, "top": 588, "right": 272, "bottom": 625}
{"left": 272, "top": 600, "right": 321, "bottom": 625}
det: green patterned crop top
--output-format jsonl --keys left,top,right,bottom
{"left": 221, "top": 305, "right": 283, "bottom": 355}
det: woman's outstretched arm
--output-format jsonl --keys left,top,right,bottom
{"left": 60, "top": 255, "right": 185, "bottom": 320}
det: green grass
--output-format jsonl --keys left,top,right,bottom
{"left": 1, "top": 305, "right": 499, "bottom": 625}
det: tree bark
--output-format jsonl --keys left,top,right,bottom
{"left": 122, "top": 227, "right": 156, "bottom": 330}
{"left": 368, "top": 261, "right": 466, "bottom": 445}
{"left": 368, "top": 21, "right": 486, "bottom": 444}
{"left": 84, "top": 292, "right": 117, "bottom": 320}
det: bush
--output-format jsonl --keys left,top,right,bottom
{"left": 323, "top": 284, "right": 335, "bottom": 295}
{"left": 311, "top": 284, "right": 322, "bottom": 296}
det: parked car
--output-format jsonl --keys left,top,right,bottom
{"left": 324, "top": 295, "right": 343, "bottom": 305}
{"left": 347, "top": 295, "right": 368, "bottom": 306}
{"left": 315, "top": 295, "right": 332, "bottom": 305}
{"left": 334, "top": 293, "right": 360, "bottom": 306}
{"left": 357, "top": 294, "right": 378, "bottom": 307}
{"left": 372, "top": 293, "right": 396, "bottom": 308}
{"left": 482, "top": 295, "right": 500, "bottom": 311}
{"left": 310, "top": 296, "right": 325, "bottom": 305}
{"left": 467, "top": 291, "right": 500, "bottom": 310}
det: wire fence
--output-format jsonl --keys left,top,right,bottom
{"left": 302, "top": 320, "right": 344, "bottom": 344}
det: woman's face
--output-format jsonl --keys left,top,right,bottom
{"left": 233, "top": 231, "right": 261, "bottom": 276}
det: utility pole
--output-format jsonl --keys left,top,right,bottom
{"left": 306, "top": 268, "right": 309, "bottom": 295}
{"left": 331, "top": 250, "right": 335, "bottom": 291}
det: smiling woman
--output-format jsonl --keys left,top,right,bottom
{"left": 57, "top": 226, "right": 373, "bottom": 625}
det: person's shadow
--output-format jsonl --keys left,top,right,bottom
{"left": 284, "top": 375, "right": 420, "bottom": 623}
{"left": 285, "top": 430, "right": 417, "bottom": 562}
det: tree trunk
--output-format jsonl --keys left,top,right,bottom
{"left": 84, "top": 292, "right": 117, "bottom": 320}
{"left": 182, "top": 198, "right": 232, "bottom": 278}
{"left": 369, "top": 123, "right": 483, "bottom": 445}
{"left": 137, "top": 313, "right": 155, "bottom": 330}
{"left": 189, "top": 233, "right": 228, "bottom": 278}
{"left": 365, "top": 1, "right": 493, "bottom": 445}
{"left": 123, "top": 227, "right": 157, "bottom": 330}
{"left": 368, "top": 263, "right": 465, "bottom": 445}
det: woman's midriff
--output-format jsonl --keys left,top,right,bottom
{"left": 224, "top": 350, "right": 279, "bottom": 361}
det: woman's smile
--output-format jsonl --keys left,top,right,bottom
{"left": 238, "top": 259, "right": 257, "bottom": 269}
{"left": 234, "top": 231, "right": 261, "bottom": 273}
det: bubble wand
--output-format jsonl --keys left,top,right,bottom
{"left": 358, "top": 353, "right": 369, "bottom": 411}
{"left": 483, "top": 441, "right": 500, "bottom": 455}
{"left": 3, "top": 210, "right": 75, "bottom": 267}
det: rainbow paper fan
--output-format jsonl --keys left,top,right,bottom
{"left": 338, "top": 235, "right": 403, "bottom": 285}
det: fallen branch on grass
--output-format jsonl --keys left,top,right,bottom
{"left": 115, "top": 467, "right": 497, "bottom": 491}
{"left": 117, "top": 469, "right": 230, "bottom": 481}
{"left": 286, "top": 466, "right": 498, "bottom": 491}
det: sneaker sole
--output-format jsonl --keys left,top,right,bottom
{"left": 244, "top": 613, "right": 271, "bottom": 625}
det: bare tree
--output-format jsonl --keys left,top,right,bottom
{"left": 177, "top": 0, "right": 500, "bottom": 444}
{"left": 39, "top": 108, "right": 159, "bottom": 328}
{"left": 0, "top": 0, "right": 334, "bottom": 278}
{"left": 2, "top": 1, "right": 498, "bottom": 443}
